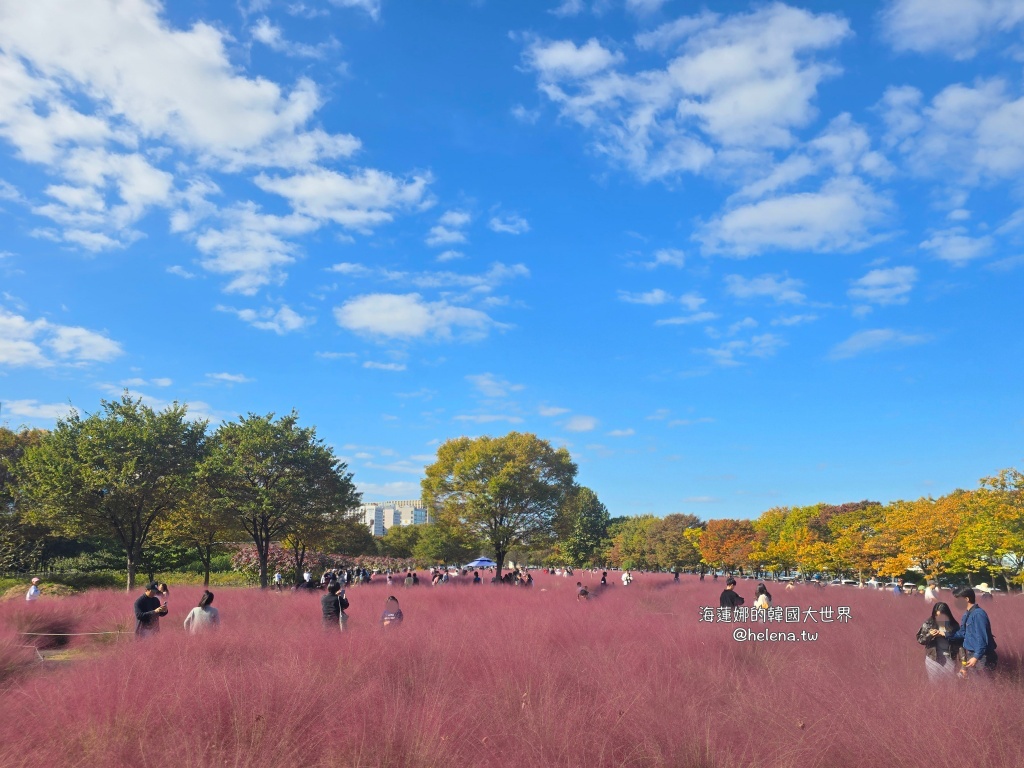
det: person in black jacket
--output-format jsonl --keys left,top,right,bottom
{"left": 134, "top": 583, "right": 168, "bottom": 637}
{"left": 916, "top": 601, "right": 962, "bottom": 681}
{"left": 719, "top": 577, "right": 745, "bottom": 609}
{"left": 321, "top": 583, "right": 349, "bottom": 632}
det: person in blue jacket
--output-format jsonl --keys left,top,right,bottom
{"left": 943, "top": 587, "right": 997, "bottom": 673}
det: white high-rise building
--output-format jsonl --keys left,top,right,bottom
{"left": 357, "top": 500, "right": 431, "bottom": 537}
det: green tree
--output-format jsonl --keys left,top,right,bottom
{"left": 14, "top": 395, "right": 206, "bottom": 590}
{"left": 328, "top": 513, "right": 378, "bottom": 557}
{"left": 650, "top": 514, "right": 703, "bottom": 571}
{"left": 412, "top": 520, "right": 480, "bottom": 566}
{"left": 605, "top": 515, "right": 659, "bottom": 569}
{"left": 378, "top": 523, "right": 422, "bottom": 559}
{"left": 203, "top": 412, "right": 359, "bottom": 588}
{"left": 560, "top": 486, "right": 610, "bottom": 567}
{"left": 153, "top": 479, "right": 240, "bottom": 587}
{"left": 0, "top": 426, "right": 48, "bottom": 571}
{"left": 421, "top": 432, "right": 576, "bottom": 580}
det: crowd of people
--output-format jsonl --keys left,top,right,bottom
{"left": 22, "top": 569, "right": 1006, "bottom": 680}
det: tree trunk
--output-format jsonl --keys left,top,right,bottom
{"left": 495, "top": 547, "right": 506, "bottom": 582}
{"left": 202, "top": 544, "right": 212, "bottom": 588}
{"left": 258, "top": 539, "right": 269, "bottom": 589}
{"left": 127, "top": 557, "right": 137, "bottom": 592}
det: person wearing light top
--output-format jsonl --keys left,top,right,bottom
{"left": 753, "top": 583, "right": 772, "bottom": 610}
{"left": 183, "top": 590, "right": 220, "bottom": 634}
{"left": 26, "top": 577, "right": 41, "bottom": 601}
{"left": 924, "top": 580, "right": 939, "bottom": 603}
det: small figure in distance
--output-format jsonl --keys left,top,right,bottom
{"left": 381, "top": 595, "right": 403, "bottom": 628}
{"left": 719, "top": 577, "right": 744, "bottom": 609}
{"left": 785, "top": 580, "right": 796, "bottom": 592}
{"left": 26, "top": 577, "right": 41, "bottom": 602}
{"left": 134, "top": 582, "right": 168, "bottom": 638}
{"left": 621, "top": 570, "right": 632, "bottom": 587}
{"left": 673, "top": 568, "right": 680, "bottom": 583}
{"left": 473, "top": 570, "right": 481, "bottom": 584}
{"left": 753, "top": 583, "right": 772, "bottom": 609}
{"left": 917, "top": 601, "right": 961, "bottom": 681}
{"left": 944, "top": 587, "right": 998, "bottom": 675}
{"left": 321, "top": 582, "right": 350, "bottom": 632}
{"left": 975, "top": 582, "right": 995, "bottom": 601}
{"left": 403, "top": 572, "right": 414, "bottom": 587}
{"left": 576, "top": 582, "right": 589, "bottom": 602}
{"left": 273, "top": 571, "right": 283, "bottom": 591}
{"left": 183, "top": 590, "right": 220, "bottom": 634}
{"left": 893, "top": 577, "right": 904, "bottom": 596}
{"left": 600, "top": 571, "right": 607, "bottom": 587}
{"left": 924, "top": 580, "right": 939, "bottom": 604}
{"left": 157, "top": 583, "right": 170, "bottom": 610}
{"left": 412, "top": 572, "right": 420, "bottom": 585}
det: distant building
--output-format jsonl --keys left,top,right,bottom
{"left": 357, "top": 500, "right": 431, "bottom": 536}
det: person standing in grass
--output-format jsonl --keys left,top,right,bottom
{"left": 380, "top": 596, "right": 403, "bottom": 627}
{"left": 719, "top": 578, "right": 745, "bottom": 609}
{"left": 753, "top": 583, "right": 772, "bottom": 609}
{"left": 26, "top": 577, "right": 41, "bottom": 602}
{"left": 183, "top": 590, "right": 220, "bottom": 634}
{"left": 134, "top": 582, "right": 168, "bottom": 638}
{"left": 944, "top": 587, "right": 998, "bottom": 674}
{"left": 576, "top": 582, "right": 589, "bottom": 602}
{"left": 321, "top": 582, "right": 349, "bottom": 632}
{"left": 917, "top": 602, "right": 961, "bottom": 681}
{"left": 924, "top": 580, "right": 939, "bottom": 603}
{"left": 473, "top": 571, "right": 481, "bottom": 584}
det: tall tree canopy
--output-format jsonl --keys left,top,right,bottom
{"left": 421, "top": 432, "right": 576, "bottom": 579}
{"left": 15, "top": 395, "right": 206, "bottom": 589}
{"left": 202, "top": 412, "right": 359, "bottom": 587}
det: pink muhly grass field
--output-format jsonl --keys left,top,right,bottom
{"left": 0, "top": 574, "right": 1022, "bottom": 768}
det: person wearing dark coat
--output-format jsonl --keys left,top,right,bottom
{"left": 134, "top": 582, "right": 168, "bottom": 637}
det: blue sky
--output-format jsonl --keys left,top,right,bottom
{"left": 1, "top": 0, "right": 1022, "bottom": 518}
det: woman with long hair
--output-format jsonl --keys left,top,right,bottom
{"left": 753, "top": 583, "right": 772, "bottom": 609}
{"left": 916, "top": 601, "right": 962, "bottom": 681}
{"left": 183, "top": 590, "right": 220, "bottom": 634}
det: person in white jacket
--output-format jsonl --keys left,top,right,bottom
{"left": 26, "top": 577, "right": 41, "bottom": 601}
{"left": 183, "top": 590, "right": 220, "bottom": 634}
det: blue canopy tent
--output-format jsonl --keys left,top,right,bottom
{"left": 465, "top": 557, "right": 498, "bottom": 568}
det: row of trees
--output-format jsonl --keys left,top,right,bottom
{"left": 2, "top": 395, "right": 365, "bottom": 589}
{"left": 3, "top": 395, "right": 1022, "bottom": 589}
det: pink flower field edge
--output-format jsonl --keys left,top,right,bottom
{"left": 0, "top": 574, "right": 1021, "bottom": 768}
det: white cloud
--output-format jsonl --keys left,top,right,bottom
{"left": 564, "top": 415, "right": 598, "bottom": 432}
{"left": 539, "top": 405, "right": 570, "bottom": 417}
{"left": 467, "top": 373, "right": 525, "bottom": 398}
{"left": 655, "top": 311, "right": 718, "bottom": 326}
{"left": 880, "top": 80, "right": 1024, "bottom": 186}
{"left": 848, "top": 266, "right": 917, "bottom": 305}
{"left": 251, "top": 17, "right": 337, "bottom": 59}
{"left": 771, "top": 314, "right": 818, "bottom": 326}
{"left": 727, "top": 317, "right": 758, "bottom": 335}
{"left": 363, "top": 361, "right": 406, "bottom": 371}
{"left": 325, "top": 261, "right": 529, "bottom": 293}
{"left": 668, "top": 417, "right": 714, "bottom": 427}
{"left": 702, "top": 333, "right": 786, "bottom": 366}
{"left": 618, "top": 288, "right": 673, "bottom": 305}
{"left": 525, "top": 37, "right": 624, "bottom": 80}
{"left": 1, "top": 399, "right": 75, "bottom": 420}
{"left": 166, "top": 265, "right": 196, "bottom": 279}
{"left": 880, "top": 0, "right": 1024, "bottom": 59}
{"left": 453, "top": 414, "right": 524, "bottom": 424}
{"left": 525, "top": 4, "right": 849, "bottom": 181}
{"left": 436, "top": 250, "right": 464, "bottom": 263}
{"left": 607, "top": 428, "right": 635, "bottom": 437}
{"left": 330, "top": 0, "right": 381, "bottom": 20}
{"left": 701, "top": 178, "right": 889, "bottom": 256}
{"left": 678, "top": 292, "right": 706, "bottom": 311}
{"left": 334, "top": 293, "right": 503, "bottom": 341}
{"left": 627, "top": 0, "right": 669, "bottom": 15}
{"left": 725, "top": 274, "right": 805, "bottom": 304}
{"left": 829, "top": 328, "right": 930, "bottom": 359}
{"left": 426, "top": 210, "right": 471, "bottom": 247}
{"left": 206, "top": 372, "right": 253, "bottom": 383}
{"left": 217, "top": 304, "right": 312, "bottom": 334}
{"left": 920, "top": 228, "right": 993, "bottom": 264}
{"left": 639, "top": 248, "right": 685, "bottom": 269}
{"left": 255, "top": 168, "right": 431, "bottom": 232}
{"left": 0, "top": 306, "right": 124, "bottom": 367}
{"left": 489, "top": 214, "right": 530, "bottom": 235}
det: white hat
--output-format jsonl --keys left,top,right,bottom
{"left": 975, "top": 582, "right": 993, "bottom": 593}
{"left": 30, "top": 577, "right": 40, "bottom": 584}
